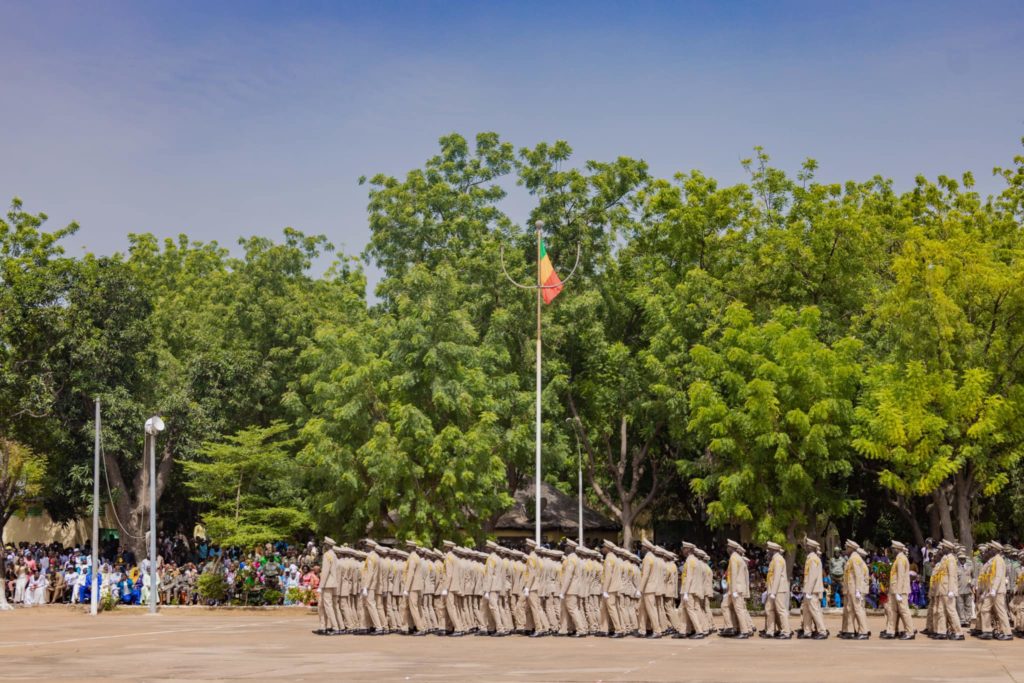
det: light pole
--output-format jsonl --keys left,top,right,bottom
{"left": 145, "top": 415, "right": 165, "bottom": 615}
{"left": 90, "top": 398, "right": 100, "bottom": 616}
{"left": 567, "top": 418, "right": 584, "bottom": 546}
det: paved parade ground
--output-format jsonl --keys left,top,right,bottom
{"left": 4, "top": 607, "right": 1024, "bottom": 682}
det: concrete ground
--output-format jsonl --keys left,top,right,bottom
{"left": 2, "top": 606, "right": 1023, "bottom": 682}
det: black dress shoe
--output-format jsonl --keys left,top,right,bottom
{"left": 671, "top": 632, "right": 688, "bottom": 639}
{"left": 898, "top": 632, "right": 916, "bottom": 640}
{"left": 812, "top": 632, "right": 828, "bottom": 640}
{"left": 646, "top": 633, "right": 662, "bottom": 639}
{"left": 449, "top": 631, "right": 465, "bottom": 637}
{"left": 609, "top": 632, "right": 625, "bottom": 638}
{"left": 312, "top": 629, "right": 327, "bottom": 635}
{"left": 735, "top": 631, "right": 752, "bottom": 639}
{"left": 571, "top": 633, "right": 586, "bottom": 638}
{"left": 837, "top": 631, "right": 852, "bottom": 639}
{"left": 688, "top": 633, "right": 707, "bottom": 639}
{"left": 995, "top": 633, "right": 1014, "bottom": 641}
{"left": 879, "top": 631, "right": 895, "bottom": 640}
{"left": 948, "top": 634, "right": 965, "bottom": 640}
{"left": 977, "top": 632, "right": 993, "bottom": 640}
{"left": 776, "top": 632, "right": 793, "bottom": 639}
{"left": 853, "top": 633, "right": 869, "bottom": 640}
{"left": 932, "top": 633, "right": 948, "bottom": 640}
{"left": 528, "top": 631, "right": 546, "bottom": 638}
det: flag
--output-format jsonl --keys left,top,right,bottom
{"left": 539, "top": 240, "right": 563, "bottom": 304}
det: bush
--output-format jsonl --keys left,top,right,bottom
{"left": 100, "top": 592, "right": 119, "bottom": 612}
{"left": 262, "top": 589, "right": 282, "bottom": 606}
{"left": 287, "top": 586, "right": 313, "bottom": 605}
{"left": 197, "top": 572, "right": 229, "bottom": 603}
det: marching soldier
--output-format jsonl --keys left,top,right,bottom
{"left": 676, "top": 542, "right": 704, "bottom": 639}
{"left": 798, "top": 538, "right": 827, "bottom": 639}
{"left": 695, "top": 549, "right": 714, "bottom": 635}
{"left": 976, "top": 542, "right": 1014, "bottom": 640}
{"left": 358, "top": 539, "right": 386, "bottom": 635}
{"left": 524, "top": 539, "right": 550, "bottom": 636}
{"left": 938, "top": 541, "right": 965, "bottom": 640}
{"left": 720, "top": 539, "right": 754, "bottom": 638}
{"left": 510, "top": 548, "right": 530, "bottom": 633}
{"left": 761, "top": 541, "right": 792, "bottom": 639}
{"left": 957, "top": 548, "right": 975, "bottom": 628}
{"left": 839, "top": 542, "right": 870, "bottom": 639}
{"left": 438, "top": 540, "right": 463, "bottom": 636}
{"left": 403, "top": 541, "right": 427, "bottom": 635}
{"left": 1011, "top": 549, "right": 1024, "bottom": 636}
{"left": 599, "top": 541, "right": 624, "bottom": 637}
{"left": 557, "top": 540, "right": 588, "bottom": 636}
{"left": 638, "top": 540, "right": 664, "bottom": 638}
{"left": 314, "top": 537, "right": 340, "bottom": 635}
{"left": 881, "top": 540, "right": 915, "bottom": 640}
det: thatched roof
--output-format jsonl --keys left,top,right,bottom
{"left": 494, "top": 481, "right": 620, "bottom": 533}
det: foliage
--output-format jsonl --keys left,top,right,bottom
{"left": 197, "top": 572, "right": 229, "bottom": 602}
{"left": 183, "top": 422, "right": 310, "bottom": 547}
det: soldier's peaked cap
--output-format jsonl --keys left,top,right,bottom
{"left": 323, "top": 536, "right": 337, "bottom": 547}
{"left": 681, "top": 541, "right": 696, "bottom": 550}
{"left": 766, "top": 541, "right": 783, "bottom": 552}
{"left": 803, "top": 538, "right": 821, "bottom": 550}
{"left": 844, "top": 539, "right": 860, "bottom": 550}
{"left": 890, "top": 540, "right": 907, "bottom": 551}
{"left": 727, "top": 539, "right": 745, "bottom": 553}
{"left": 441, "top": 540, "right": 456, "bottom": 549}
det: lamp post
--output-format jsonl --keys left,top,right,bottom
{"left": 90, "top": 398, "right": 100, "bottom": 616}
{"left": 567, "top": 418, "right": 584, "bottom": 546}
{"left": 144, "top": 415, "right": 165, "bottom": 615}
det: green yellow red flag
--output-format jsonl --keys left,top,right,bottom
{"left": 539, "top": 240, "right": 563, "bottom": 304}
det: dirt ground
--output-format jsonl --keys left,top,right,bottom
{"left": 2, "top": 606, "right": 1023, "bottom": 682}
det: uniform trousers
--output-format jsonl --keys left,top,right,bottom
{"left": 764, "top": 591, "right": 791, "bottom": 635}
{"left": 362, "top": 590, "right": 383, "bottom": 630}
{"left": 721, "top": 592, "right": 754, "bottom": 634}
{"left": 980, "top": 592, "right": 1012, "bottom": 635}
{"left": 884, "top": 593, "right": 913, "bottom": 634}
{"left": 639, "top": 592, "right": 662, "bottom": 634}
{"left": 801, "top": 592, "right": 827, "bottom": 634}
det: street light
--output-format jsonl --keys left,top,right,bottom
{"left": 144, "top": 415, "right": 165, "bottom": 615}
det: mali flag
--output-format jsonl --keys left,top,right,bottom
{"left": 539, "top": 240, "right": 563, "bottom": 304}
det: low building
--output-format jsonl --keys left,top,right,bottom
{"left": 493, "top": 481, "right": 620, "bottom": 545}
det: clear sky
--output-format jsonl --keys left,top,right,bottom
{"left": 1, "top": 1, "right": 1022, "bottom": 279}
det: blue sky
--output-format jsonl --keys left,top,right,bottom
{"left": 1, "top": 1, "right": 1022, "bottom": 280}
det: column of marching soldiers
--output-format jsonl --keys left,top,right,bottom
{"left": 312, "top": 534, "right": 1024, "bottom": 642}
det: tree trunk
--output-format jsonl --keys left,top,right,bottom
{"left": 928, "top": 497, "right": 940, "bottom": 541}
{"left": 954, "top": 469, "right": 975, "bottom": 552}
{"left": 621, "top": 502, "right": 634, "bottom": 550}
{"left": 932, "top": 488, "right": 954, "bottom": 541}
{"left": 104, "top": 439, "right": 175, "bottom": 560}
{"left": 889, "top": 495, "right": 926, "bottom": 548}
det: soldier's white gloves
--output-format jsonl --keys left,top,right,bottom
{"left": 635, "top": 591, "right": 641, "bottom": 598}
{"left": 947, "top": 591, "right": 954, "bottom": 598}
{"left": 683, "top": 593, "right": 688, "bottom": 601}
{"left": 602, "top": 591, "right": 609, "bottom": 599}
{"left": 403, "top": 591, "right": 409, "bottom": 597}
{"left": 441, "top": 589, "right": 448, "bottom": 596}
{"left": 895, "top": 594, "right": 902, "bottom": 602}
{"left": 990, "top": 589, "right": 997, "bottom": 596}
{"left": 769, "top": 593, "right": 775, "bottom": 600}
{"left": 484, "top": 592, "right": 489, "bottom": 599}
{"left": 732, "top": 592, "right": 739, "bottom": 598}
{"left": 523, "top": 589, "right": 529, "bottom": 596}
{"left": 855, "top": 591, "right": 862, "bottom": 599}
{"left": 361, "top": 588, "right": 368, "bottom": 596}
{"left": 559, "top": 593, "right": 565, "bottom": 599}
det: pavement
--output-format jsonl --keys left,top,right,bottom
{"left": 2, "top": 606, "right": 1024, "bottom": 682}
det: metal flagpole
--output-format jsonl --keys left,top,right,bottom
{"left": 90, "top": 398, "right": 100, "bottom": 616}
{"left": 499, "top": 219, "right": 582, "bottom": 548}
{"left": 578, "top": 434, "right": 583, "bottom": 547}
{"left": 535, "top": 222, "right": 543, "bottom": 546}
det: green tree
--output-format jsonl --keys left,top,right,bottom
{"left": 182, "top": 422, "right": 309, "bottom": 547}
{"left": 685, "top": 303, "right": 863, "bottom": 550}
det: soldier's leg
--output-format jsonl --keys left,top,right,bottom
{"left": 528, "top": 591, "right": 548, "bottom": 631}
{"left": 444, "top": 592, "right": 462, "bottom": 632}
{"left": 979, "top": 593, "right": 994, "bottom": 634}
{"left": 642, "top": 593, "right": 662, "bottom": 634}
{"left": 546, "top": 595, "right": 560, "bottom": 631}
{"left": 683, "top": 595, "right": 703, "bottom": 635}
{"left": 841, "top": 599, "right": 852, "bottom": 634}
{"left": 702, "top": 598, "right": 715, "bottom": 633}
{"left": 720, "top": 592, "right": 736, "bottom": 632}
{"left": 941, "top": 595, "right": 962, "bottom": 636}
{"left": 316, "top": 590, "right": 328, "bottom": 632}
{"left": 333, "top": 591, "right": 347, "bottom": 631}
{"left": 406, "top": 590, "right": 423, "bottom": 632}
{"left": 994, "top": 594, "right": 1012, "bottom": 635}
{"left": 558, "top": 594, "right": 572, "bottom": 634}
{"left": 486, "top": 592, "right": 500, "bottom": 632}
{"left": 809, "top": 593, "right": 827, "bottom": 634}
{"left": 604, "top": 594, "right": 622, "bottom": 634}
{"left": 882, "top": 594, "right": 896, "bottom": 634}
{"left": 896, "top": 596, "right": 914, "bottom": 634}
{"left": 776, "top": 593, "right": 792, "bottom": 635}
{"left": 513, "top": 595, "right": 527, "bottom": 630}
{"left": 763, "top": 593, "right": 777, "bottom": 635}
{"left": 854, "top": 595, "right": 869, "bottom": 634}
{"left": 363, "top": 590, "right": 383, "bottom": 631}
{"left": 735, "top": 597, "right": 754, "bottom": 634}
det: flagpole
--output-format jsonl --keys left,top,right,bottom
{"left": 535, "top": 220, "right": 543, "bottom": 546}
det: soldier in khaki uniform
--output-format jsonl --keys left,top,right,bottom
{"left": 675, "top": 542, "right": 705, "bottom": 638}
{"left": 1011, "top": 549, "right": 1024, "bottom": 636}
{"left": 720, "top": 539, "right": 754, "bottom": 638}
{"left": 556, "top": 540, "right": 588, "bottom": 636}
{"left": 510, "top": 548, "right": 530, "bottom": 633}
{"left": 403, "top": 541, "right": 427, "bottom": 635}
{"left": 881, "top": 540, "right": 916, "bottom": 640}
{"left": 840, "top": 544, "right": 870, "bottom": 639}
{"left": 658, "top": 547, "right": 682, "bottom": 636}
{"left": 524, "top": 539, "right": 550, "bottom": 636}
{"left": 797, "top": 538, "right": 827, "bottom": 639}
{"left": 599, "top": 541, "right": 625, "bottom": 637}
{"left": 358, "top": 539, "right": 386, "bottom": 635}
{"left": 438, "top": 540, "right": 464, "bottom": 636}
{"left": 638, "top": 540, "right": 664, "bottom": 638}
{"left": 314, "top": 537, "right": 340, "bottom": 635}
{"left": 976, "top": 542, "right": 1014, "bottom": 640}
{"left": 761, "top": 541, "right": 792, "bottom": 639}
{"left": 938, "top": 540, "right": 965, "bottom": 640}
{"left": 696, "top": 548, "right": 715, "bottom": 634}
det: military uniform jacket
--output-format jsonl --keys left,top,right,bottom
{"left": 640, "top": 552, "right": 661, "bottom": 595}
{"left": 511, "top": 559, "right": 526, "bottom": 595}
{"left": 544, "top": 557, "right": 559, "bottom": 596}
{"left": 440, "top": 552, "right": 459, "bottom": 594}
{"left": 321, "top": 547, "right": 341, "bottom": 590}
{"left": 940, "top": 554, "right": 959, "bottom": 595}
{"left": 665, "top": 560, "right": 679, "bottom": 599}
{"left": 980, "top": 555, "right": 1008, "bottom": 595}
{"left": 803, "top": 552, "right": 824, "bottom": 594}
{"left": 889, "top": 552, "right": 910, "bottom": 595}
{"left": 360, "top": 550, "right": 380, "bottom": 592}
{"left": 525, "top": 552, "right": 544, "bottom": 594}
{"left": 681, "top": 556, "right": 701, "bottom": 596}
{"left": 727, "top": 552, "right": 750, "bottom": 598}
{"left": 602, "top": 554, "right": 621, "bottom": 594}
{"left": 403, "top": 551, "right": 424, "bottom": 593}
{"left": 701, "top": 561, "right": 713, "bottom": 598}
{"left": 844, "top": 553, "right": 869, "bottom": 593}
{"left": 766, "top": 554, "right": 788, "bottom": 595}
